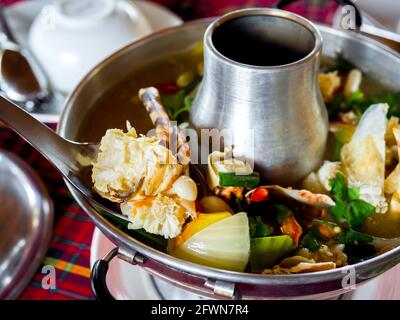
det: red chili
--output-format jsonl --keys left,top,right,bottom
{"left": 250, "top": 188, "right": 269, "bottom": 202}
{"left": 154, "top": 82, "right": 180, "bottom": 94}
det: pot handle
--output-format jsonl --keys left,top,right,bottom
{"left": 275, "top": 0, "right": 362, "bottom": 27}
{"left": 91, "top": 247, "right": 118, "bottom": 300}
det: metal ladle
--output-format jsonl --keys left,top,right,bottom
{"left": 0, "top": 5, "right": 49, "bottom": 109}
{"left": 0, "top": 95, "right": 207, "bottom": 222}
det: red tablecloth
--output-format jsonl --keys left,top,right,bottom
{"left": 0, "top": 0, "right": 338, "bottom": 300}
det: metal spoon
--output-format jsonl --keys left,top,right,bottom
{"left": 0, "top": 5, "right": 49, "bottom": 108}
{"left": 0, "top": 95, "right": 206, "bottom": 222}
{"left": 0, "top": 95, "right": 131, "bottom": 221}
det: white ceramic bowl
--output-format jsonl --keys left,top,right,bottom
{"left": 356, "top": 0, "right": 400, "bottom": 30}
{"left": 28, "top": 0, "right": 152, "bottom": 94}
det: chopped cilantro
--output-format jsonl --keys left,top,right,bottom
{"left": 326, "top": 92, "right": 345, "bottom": 119}
{"left": 301, "top": 225, "right": 321, "bottom": 251}
{"left": 328, "top": 173, "right": 375, "bottom": 228}
{"left": 161, "top": 77, "right": 201, "bottom": 121}
{"left": 338, "top": 229, "right": 373, "bottom": 246}
{"left": 327, "top": 88, "right": 400, "bottom": 121}
{"left": 338, "top": 229, "right": 375, "bottom": 264}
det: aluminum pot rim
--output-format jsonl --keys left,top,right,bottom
{"left": 58, "top": 18, "right": 400, "bottom": 286}
{"left": 204, "top": 8, "right": 323, "bottom": 72}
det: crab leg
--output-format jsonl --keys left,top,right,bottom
{"left": 139, "top": 87, "right": 190, "bottom": 165}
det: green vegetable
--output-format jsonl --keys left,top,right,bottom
{"left": 370, "top": 92, "right": 400, "bottom": 118}
{"left": 338, "top": 229, "right": 373, "bottom": 245}
{"left": 338, "top": 229, "right": 375, "bottom": 264}
{"left": 170, "top": 95, "right": 195, "bottom": 120}
{"left": 249, "top": 235, "right": 294, "bottom": 272}
{"left": 327, "top": 88, "right": 400, "bottom": 121}
{"left": 218, "top": 172, "right": 260, "bottom": 188}
{"left": 161, "top": 76, "right": 201, "bottom": 121}
{"left": 273, "top": 204, "right": 292, "bottom": 222}
{"left": 347, "top": 90, "right": 364, "bottom": 107}
{"left": 326, "top": 90, "right": 364, "bottom": 120}
{"left": 325, "top": 54, "right": 355, "bottom": 72}
{"left": 328, "top": 173, "right": 375, "bottom": 228}
{"left": 301, "top": 225, "right": 322, "bottom": 251}
{"left": 249, "top": 216, "right": 273, "bottom": 238}
{"left": 332, "top": 138, "right": 344, "bottom": 162}
{"left": 162, "top": 90, "right": 186, "bottom": 114}
{"left": 327, "top": 92, "right": 346, "bottom": 119}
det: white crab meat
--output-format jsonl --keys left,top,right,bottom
{"left": 121, "top": 195, "right": 196, "bottom": 239}
{"left": 341, "top": 103, "right": 389, "bottom": 213}
{"left": 92, "top": 128, "right": 185, "bottom": 202}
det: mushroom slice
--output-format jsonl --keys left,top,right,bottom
{"left": 263, "top": 256, "right": 336, "bottom": 274}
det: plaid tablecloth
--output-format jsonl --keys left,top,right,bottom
{"left": 0, "top": 0, "right": 338, "bottom": 300}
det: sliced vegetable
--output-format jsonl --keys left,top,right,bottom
{"left": 249, "top": 235, "right": 294, "bottom": 272}
{"left": 280, "top": 214, "right": 303, "bottom": 246}
{"left": 218, "top": 172, "right": 260, "bottom": 188}
{"left": 168, "top": 212, "right": 250, "bottom": 272}
{"left": 344, "top": 69, "right": 362, "bottom": 97}
{"left": 249, "top": 216, "right": 273, "bottom": 238}
{"left": 169, "top": 212, "right": 231, "bottom": 251}
{"left": 207, "top": 147, "right": 253, "bottom": 190}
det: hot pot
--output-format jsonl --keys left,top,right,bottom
{"left": 57, "top": 18, "right": 400, "bottom": 299}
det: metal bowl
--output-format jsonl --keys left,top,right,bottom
{"left": 58, "top": 19, "right": 400, "bottom": 299}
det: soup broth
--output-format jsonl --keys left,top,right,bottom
{"left": 76, "top": 52, "right": 200, "bottom": 142}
